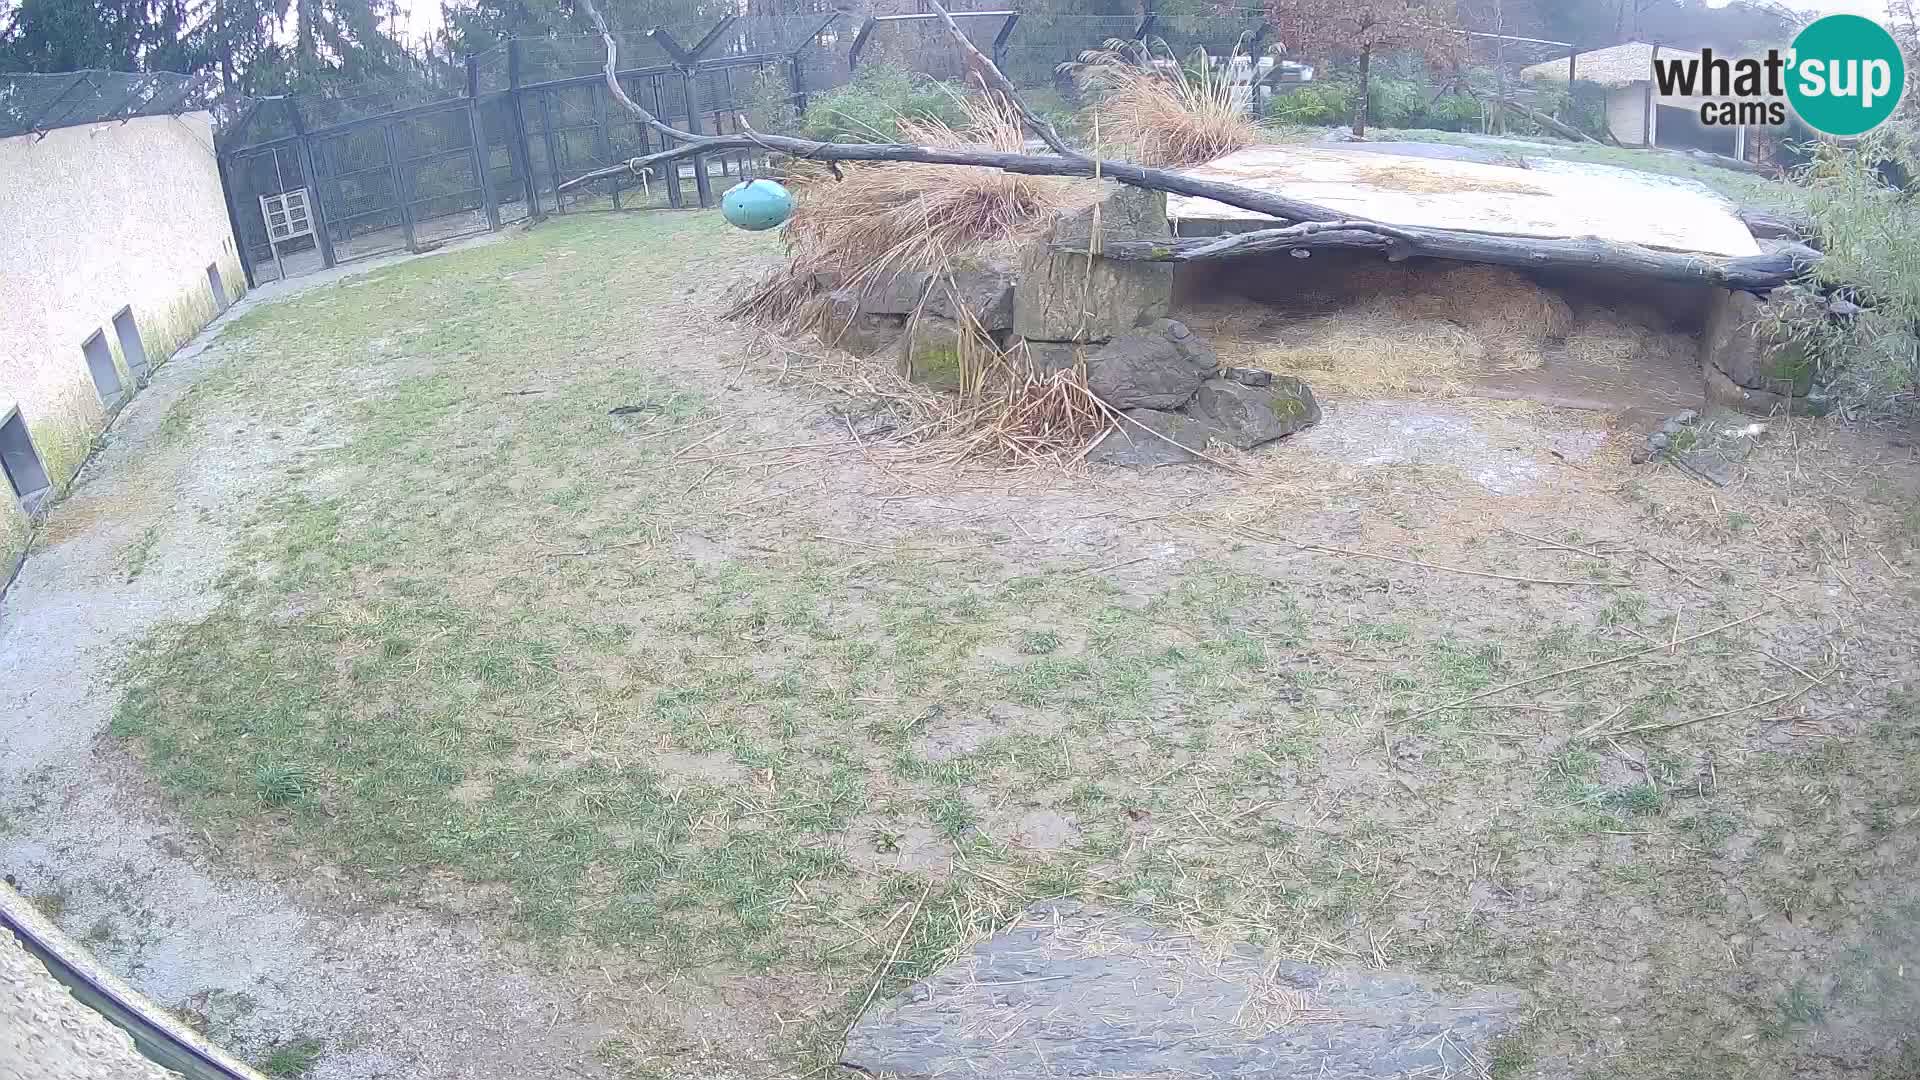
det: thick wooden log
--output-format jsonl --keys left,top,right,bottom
{"left": 1080, "top": 226, "right": 1821, "bottom": 292}
{"left": 566, "top": 0, "right": 1815, "bottom": 295}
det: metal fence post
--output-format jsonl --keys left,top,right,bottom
{"left": 537, "top": 88, "right": 566, "bottom": 214}
{"left": 382, "top": 120, "right": 420, "bottom": 252}
{"left": 507, "top": 40, "right": 543, "bottom": 219}
{"left": 215, "top": 153, "right": 258, "bottom": 289}
{"left": 591, "top": 79, "right": 618, "bottom": 208}
{"left": 788, "top": 52, "right": 808, "bottom": 119}
{"left": 682, "top": 69, "right": 712, "bottom": 207}
{"left": 284, "top": 96, "right": 337, "bottom": 269}
{"left": 991, "top": 12, "right": 1020, "bottom": 72}
{"left": 654, "top": 79, "right": 683, "bottom": 208}
{"left": 465, "top": 55, "right": 501, "bottom": 230}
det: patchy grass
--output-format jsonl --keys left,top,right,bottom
{"left": 257, "top": 1035, "right": 324, "bottom": 1078}
{"left": 105, "top": 210, "right": 1920, "bottom": 1078}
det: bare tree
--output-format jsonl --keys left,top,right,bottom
{"left": 1264, "top": 0, "right": 1461, "bottom": 136}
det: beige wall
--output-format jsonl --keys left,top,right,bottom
{"left": 1606, "top": 83, "right": 1653, "bottom": 146}
{"left": 0, "top": 110, "right": 244, "bottom": 576}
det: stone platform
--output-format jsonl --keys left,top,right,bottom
{"left": 1166, "top": 145, "right": 1761, "bottom": 258}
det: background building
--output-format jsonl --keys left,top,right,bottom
{"left": 1522, "top": 41, "right": 1765, "bottom": 159}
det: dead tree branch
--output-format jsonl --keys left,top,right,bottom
{"left": 1081, "top": 226, "right": 1818, "bottom": 291}
{"left": 563, "top": 0, "right": 1816, "bottom": 294}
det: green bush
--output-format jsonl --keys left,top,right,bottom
{"left": 797, "top": 64, "right": 970, "bottom": 143}
{"left": 1268, "top": 70, "right": 1611, "bottom": 141}
{"left": 742, "top": 64, "right": 799, "bottom": 135}
{"left": 1265, "top": 82, "right": 1354, "bottom": 126}
{"left": 1365, "top": 76, "right": 1426, "bottom": 129}
{"left": 1761, "top": 133, "right": 1920, "bottom": 410}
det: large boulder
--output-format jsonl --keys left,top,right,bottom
{"left": 1086, "top": 408, "right": 1226, "bottom": 467}
{"left": 1188, "top": 376, "right": 1321, "bottom": 447}
{"left": 1085, "top": 319, "right": 1217, "bottom": 410}
{"left": 1015, "top": 186, "right": 1175, "bottom": 344}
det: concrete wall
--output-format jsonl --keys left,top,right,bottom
{"left": 0, "top": 111, "right": 244, "bottom": 578}
{"left": 1605, "top": 83, "right": 1653, "bottom": 146}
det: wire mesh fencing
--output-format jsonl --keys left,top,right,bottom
{"left": 0, "top": 69, "right": 218, "bottom": 139}
{"left": 193, "top": 9, "right": 1586, "bottom": 288}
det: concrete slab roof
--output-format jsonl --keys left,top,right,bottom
{"left": 1167, "top": 145, "right": 1761, "bottom": 258}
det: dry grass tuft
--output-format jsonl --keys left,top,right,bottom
{"left": 1069, "top": 38, "right": 1261, "bottom": 167}
{"left": 762, "top": 320, "right": 1115, "bottom": 471}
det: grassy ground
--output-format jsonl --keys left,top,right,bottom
{"left": 107, "top": 209, "right": 1920, "bottom": 1078}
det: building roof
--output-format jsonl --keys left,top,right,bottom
{"left": 1521, "top": 41, "right": 1662, "bottom": 88}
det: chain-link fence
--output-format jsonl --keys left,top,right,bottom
{"left": 192, "top": 9, "right": 1583, "bottom": 289}
{"left": 0, "top": 70, "right": 218, "bottom": 139}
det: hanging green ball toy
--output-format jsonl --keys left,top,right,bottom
{"left": 721, "top": 178, "right": 793, "bottom": 231}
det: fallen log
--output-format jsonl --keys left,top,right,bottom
{"left": 1076, "top": 224, "right": 1822, "bottom": 292}
{"left": 563, "top": 0, "right": 1818, "bottom": 294}
{"left": 1505, "top": 100, "right": 1599, "bottom": 145}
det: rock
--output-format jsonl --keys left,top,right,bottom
{"left": 899, "top": 314, "right": 984, "bottom": 392}
{"left": 925, "top": 256, "right": 1018, "bottom": 332}
{"left": 1223, "top": 365, "right": 1273, "bottom": 387}
{"left": 1700, "top": 289, "right": 1816, "bottom": 397}
{"left": 1084, "top": 319, "right": 1217, "bottom": 410}
{"left": 1187, "top": 376, "right": 1321, "bottom": 448}
{"left": 1086, "top": 409, "right": 1224, "bottom": 467}
{"left": 1018, "top": 339, "right": 1089, "bottom": 375}
{"left": 1662, "top": 404, "right": 1776, "bottom": 487}
{"left": 822, "top": 289, "right": 907, "bottom": 357}
{"left": 851, "top": 270, "right": 934, "bottom": 316}
{"left": 843, "top": 900, "right": 1522, "bottom": 1079}
{"left": 1014, "top": 186, "right": 1175, "bottom": 343}
{"left": 1704, "top": 363, "right": 1831, "bottom": 417}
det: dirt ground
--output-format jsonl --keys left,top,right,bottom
{"left": 2, "top": 210, "right": 1917, "bottom": 1080}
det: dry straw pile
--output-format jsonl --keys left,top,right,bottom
{"left": 729, "top": 89, "right": 1115, "bottom": 467}
{"left": 730, "top": 89, "right": 1085, "bottom": 326}
{"left": 1180, "top": 259, "right": 1577, "bottom": 394}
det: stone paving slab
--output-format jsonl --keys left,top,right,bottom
{"left": 844, "top": 901, "right": 1521, "bottom": 1079}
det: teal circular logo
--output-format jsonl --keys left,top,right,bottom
{"left": 1786, "top": 14, "right": 1906, "bottom": 136}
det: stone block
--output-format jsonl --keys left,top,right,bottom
{"left": 1700, "top": 289, "right": 1815, "bottom": 396}
{"left": 925, "top": 256, "right": 1018, "bottom": 332}
{"left": 899, "top": 314, "right": 980, "bottom": 392}
{"left": 854, "top": 270, "right": 934, "bottom": 316}
{"left": 822, "top": 289, "right": 906, "bottom": 357}
{"left": 1014, "top": 186, "right": 1175, "bottom": 343}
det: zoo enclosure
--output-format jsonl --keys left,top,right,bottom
{"left": 210, "top": 8, "right": 1581, "bottom": 288}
